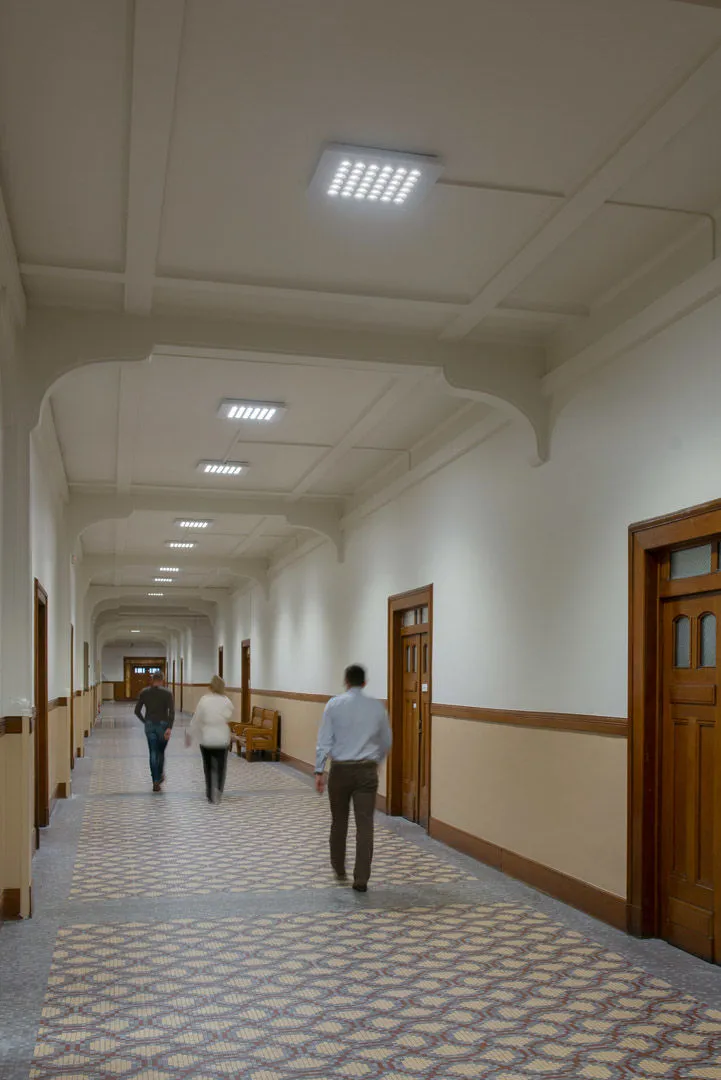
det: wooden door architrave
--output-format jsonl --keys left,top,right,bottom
{"left": 630, "top": 496, "right": 721, "bottom": 939}
{"left": 387, "top": 585, "right": 433, "bottom": 826}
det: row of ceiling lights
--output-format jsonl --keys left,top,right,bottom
{"left": 143, "top": 398, "right": 285, "bottom": 599}
{"left": 198, "top": 399, "right": 286, "bottom": 479}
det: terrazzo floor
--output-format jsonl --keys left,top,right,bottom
{"left": 3, "top": 704, "right": 721, "bottom": 1079}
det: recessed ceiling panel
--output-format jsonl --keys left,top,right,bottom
{"left": 158, "top": 0, "right": 714, "bottom": 300}
{"left": 0, "top": 0, "right": 129, "bottom": 267}
{"left": 616, "top": 96, "right": 721, "bottom": 215}
{"left": 506, "top": 204, "right": 695, "bottom": 311}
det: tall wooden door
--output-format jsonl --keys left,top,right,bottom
{"left": 125, "top": 659, "right": 166, "bottom": 700}
{"left": 69, "top": 623, "right": 75, "bottom": 771}
{"left": 34, "top": 582, "right": 50, "bottom": 836}
{"left": 241, "top": 640, "right": 251, "bottom": 726}
{"left": 400, "top": 626, "right": 431, "bottom": 826}
{"left": 218, "top": 646, "right": 224, "bottom": 678}
{"left": 661, "top": 594, "right": 721, "bottom": 961}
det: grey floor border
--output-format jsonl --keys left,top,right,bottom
{"left": 3, "top": 708, "right": 721, "bottom": 1080}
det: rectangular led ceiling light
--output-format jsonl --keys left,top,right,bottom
{"left": 198, "top": 461, "right": 248, "bottom": 476}
{"left": 158, "top": 567, "right": 179, "bottom": 573}
{"left": 148, "top": 592, "right": 164, "bottom": 597}
{"left": 310, "top": 144, "right": 442, "bottom": 208}
{"left": 175, "top": 520, "right": 212, "bottom": 529}
{"left": 218, "top": 400, "right": 284, "bottom": 422}
{"left": 154, "top": 578, "right": 173, "bottom": 583}
{"left": 166, "top": 541, "right": 196, "bottom": 550}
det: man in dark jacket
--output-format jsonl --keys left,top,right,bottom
{"left": 135, "top": 672, "right": 175, "bottom": 792}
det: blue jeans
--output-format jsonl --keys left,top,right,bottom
{"left": 145, "top": 722, "right": 170, "bottom": 784}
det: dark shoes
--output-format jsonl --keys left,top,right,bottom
{"left": 334, "top": 869, "right": 348, "bottom": 882}
{"left": 152, "top": 782, "right": 162, "bottom": 793}
{"left": 352, "top": 883, "right": 368, "bottom": 893}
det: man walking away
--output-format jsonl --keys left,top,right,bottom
{"left": 315, "top": 665, "right": 392, "bottom": 892}
{"left": 135, "top": 671, "right": 175, "bottom": 792}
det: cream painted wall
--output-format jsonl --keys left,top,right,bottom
{"left": 236, "top": 296, "right": 721, "bottom": 896}
{"left": 252, "top": 694, "right": 324, "bottom": 768}
{"left": 431, "top": 716, "right": 627, "bottom": 895}
{"left": 47, "top": 704, "right": 70, "bottom": 801}
{"left": 0, "top": 720, "right": 33, "bottom": 916}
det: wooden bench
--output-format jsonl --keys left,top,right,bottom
{"left": 230, "top": 706, "right": 280, "bottom": 761}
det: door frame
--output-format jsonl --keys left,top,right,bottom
{"left": 387, "top": 585, "right": 433, "bottom": 823}
{"left": 179, "top": 657, "right": 184, "bottom": 712}
{"left": 122, "top": 656, "right": 167, "bottom": 700}
{"left": 629, "top": 495, "right": 721, "bottom": 938}
{"left": 34, "top": 579, "right": 50, "bottom": 834}
{"left": 69, "top": 623, "right": 75, "bottom": 771}
{"left": 241, "top": 639, "right": 251, "bottom": 726}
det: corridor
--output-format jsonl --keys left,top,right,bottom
{"left": 1, "top": 707, "right": 721, "bottom": 1079}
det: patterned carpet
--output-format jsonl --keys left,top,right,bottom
{"left": 17, "top": 708, "right": 721, "bottom": 1079}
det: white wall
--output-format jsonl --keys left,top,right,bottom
{"left": 191, "top": 622, "right": 215, "bottom": 684}
{"left": 30, "top": 426, "right": 69, "bottom": 701}
{"left": 248, "top": 296, "right": 721, "bottom": 715}
{"left": 101, "top": 642, "right": 167, "bottom": 681}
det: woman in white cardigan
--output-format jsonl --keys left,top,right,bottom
{"left": 186, "top": 675, "right": 234, "bottom": 803}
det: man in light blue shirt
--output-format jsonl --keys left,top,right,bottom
{"left": 315, "top": 664, "right": 392, "bottom": 892}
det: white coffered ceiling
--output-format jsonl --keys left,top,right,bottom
{"left": 5, "top": 0, "right": 721, "bottom": 597}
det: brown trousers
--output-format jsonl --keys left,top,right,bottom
{"left": 328, "top": 760, "right": 378, "bottom": 886}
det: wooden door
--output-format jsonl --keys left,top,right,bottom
{"left": 218, "top": 646, "right": 224, "bottom": 678}
{"left": 125, "top": 659, "right": 165, "bottom": 700}
{"left": 128, "top": 665, "right": 152, "bottom": 700}
{"left": 69, "top": 624, "right": 75, "bottom": 771}
{"left": 241, "top": 640, "right": 251, "bottom": 725}
{"left": 418, "top": 631, "right": 431, "bottom": 827}
{"left": 400, "top": 628, "right": 431, "bottom": 825}
{"left": 401, "top": 633, "right": 421, "bottom": 820}
{"left": 661, "top": 594, "right": 721, "bottom": 961}
{"left": 34, "top": 582, "right": 49, "bottom": 835}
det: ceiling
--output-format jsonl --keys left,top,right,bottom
{"left": 1, "top": 0, "right": 721, "bottom": 337}
{"left": 5, "top": 0, "right": 721, "bottom": 602}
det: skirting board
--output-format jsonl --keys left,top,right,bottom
{"left": 280, "top": 752, "right": 388, "bottom": 813}
{"left": 429, "top": 818, "right": 626, "bottom": 932}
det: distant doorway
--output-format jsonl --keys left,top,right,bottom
{"left": 34, "top": 580, "right": 50, "bottom": 838}
{"left": 241, "top": 640, "right": 251, "bottom": 725}
{"left": 387, "top": 586, "right": 433, "bottom": 828}
{"left": 218, "top": 645, "right": 224, "bottom": 678}
{"left": 124, "top": 657, "right": 166, "bottom": 700}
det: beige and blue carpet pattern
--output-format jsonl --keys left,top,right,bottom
{"left": 3, "top": 704, "right": 721, "bottom": 1080}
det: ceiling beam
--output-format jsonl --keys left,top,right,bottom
{"left": 81, "top": 553, "right": 269, "bottom": 593}
{"left": 67, "top": 490, "right": 344, "bottom": 558}
{"left": 19, "top": 262, "right": 587, "bottom": 326}
{"left": 440, "top": 40, "right": 721, "bottom": 340}
{"left": 123, "top": 0, "right": 185, "bottom": 314}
